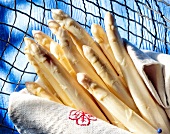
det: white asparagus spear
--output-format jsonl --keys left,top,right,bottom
{"left": 25, "top": 44, "right": 57, "bottom": 96}
{"left": 50, "top": 42, "right": 76, "bottom": 77}
{"left": 24, "top": 37, "right": 108, "bottom": 122}
{"left": 82, "top": 45, "right": 140, "bottom": 115}
{"left": 24, "top": 38, "right": 75, "bottom": 108}
{"left": 35, "top": 77, "right": 59, "bottom": 99}
{"left": 48, "top": 20, "right": 107, "bottom": 89}
{"left": 48, "top": 22, "right": 127, "bottom": 129}
{"left": 77, "top": 73, "right": 157, "bottom": 134}
{"left": 91, "top": 24, "right": 123, "bottom": 77}
{"left": 36, "top": 59, "right": 76, "bottom": 107}
{"left": 51, "top": 9, "right": 115, "bottom": 72}
{"left": 32, "top": 30, "right": 76, "bottom": 77}
{"left": 26, "top": 82, "right": 63, "bottom": 104}
{"left": 91, "top": 24, "right": 127, "bottom": 89}
{"left": 104, "top": 12, "right": 170, "bottom": 133}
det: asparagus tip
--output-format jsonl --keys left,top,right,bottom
{"left": 24, "top": 37, "right": 35, "bottom": 46}
{"left": 32, "top": 30, "right": 42, "bottom": 37}
{"left": 25, "top": 82, "right": 36, "bottom": 92}
{"left": 48, "top": 20, "right": 60, "bottom": 34}
{"left": 91, "top": 24, "right": 98, "bottom": 34}
{"left": 104, "top": 12, "right": 116, "bottom": 26}
{"left": 25, "top": 82, "right": 32, "bottom": 87}
{"left": 51, "top": 9, "right": 68, "bottom": 22}
{"left": 47, "top": 19, "right": 55, "bottom": 25}
{"left": 51, "top": 9, "right": 63, "bottom": 15}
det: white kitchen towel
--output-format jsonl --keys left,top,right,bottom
{"left": 124, "top": 39, "right": 170, "bottom": 118}
{"left": 144, "top": 50, "right": 170, "bottom": 117}
{"left": 8, "top": 90, "right": 131, "bottom": 134}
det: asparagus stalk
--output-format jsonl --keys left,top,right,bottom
{"left": 104, "top": 12, "right": 170, "bottom": 133}
{"left": 24, "top": 37, "right": 108, "bottom": 122}
{"left": 26, "top": 82, "right": 62, "bottom": 103}
{"left": 77, "top": 73, "right": 157, "bottom": 134}
{"left": 91, "top": 24, "right": 127, "bottom": 89}
{"left": 24, "top": 38, "right": 76, "bottom": 108}
{"left": 48, "top": 21, "right": 128, "bottom": 129}
{"left": 48, "top": 20, "right": 107, "bottom": 89}
{"left": 91, "top": 24, "right": 123, "bottom": 77}
{"left": 50, "top": 42, "right": 76, "bottom": 77}
{"left": 51, "top": 9, "right": 115, "bottom": 73}
{"left": 82, "top": 45, "right": 140, "bottom": 115}
{"left": 25, "top": 43, "right": 57, "bottom": 96}
{"left": 32, "top": 30, "right": 76, "bottom": 77}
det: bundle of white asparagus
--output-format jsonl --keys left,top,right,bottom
{"left": 23, "top": 9, "right": 170, "bottom": 134}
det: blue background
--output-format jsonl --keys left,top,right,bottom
{"left": 0, "top": 0, "right": 170, "bottom": 133}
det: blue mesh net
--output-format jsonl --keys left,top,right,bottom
{"left": 0, "top": 0, "right": 170, "bottom": 133}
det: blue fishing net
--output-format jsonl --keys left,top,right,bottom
{"left": 0, "top": 0, "right": 170, "bottom": 133}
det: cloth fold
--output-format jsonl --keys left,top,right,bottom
{"left": 124, "top": 39, "right": 170, "bottom": 118}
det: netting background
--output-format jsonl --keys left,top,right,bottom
{"left": 0, "top": 0, "right": 170, "bottom": 133}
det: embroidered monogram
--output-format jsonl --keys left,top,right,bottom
{"left": 69, "top": 110, "right": 97, "bottom": 126}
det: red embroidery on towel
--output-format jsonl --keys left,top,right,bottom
{"left": 69, "top": 110, "right": 97, "bottom": 126}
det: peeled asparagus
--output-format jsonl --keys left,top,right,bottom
{"left": 82, "top": 45, "right": 140, "bottom": 115}
{"left": 24, "top": 37, "right": 108, "bottom": 122}
{"left": 25, "top": 44, "right": 57, "bottom": 96}
{"left": 24, "top": 38, "right": 75, "bottom": 108}
{"left": 48, "top": 20, "right": 107, "bottom": 89}
{"left": 104, "top": 12, "right": 170, "bottom": 133}
{"left": 50, "top": 42, "right": 76, "bottom": 77}
{"left": 26, "top": 82, "right": 62, "bottom": 103}
{"left": 91, "top": 24, "right": 127, "bottom": 89}
{"left": 51, "top": 9, "right": 115, "bottom": 73}
{"left": 91, "top": 24, "right": 122, "bottom": 77}
{"left": 48, "top": 23, "right": 128, "bottom": 128}
{"left": 32, "top": 30, "right": 76, "bottom": 77}
{"left": 77, "top": 73, "right": 157, "bottom": 134}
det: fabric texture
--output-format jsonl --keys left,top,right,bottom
{"left": 8, "top": 90, "right": 131, "bottom": 134}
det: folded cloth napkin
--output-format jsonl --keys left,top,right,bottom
{"left": 8, "top": 89, "right": 131, "bottom": 134}
{"left": 124, "top": 39, "right": 170, "bottom": 119}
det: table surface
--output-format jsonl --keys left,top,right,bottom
{"left": 0, "top": 0, "right": 170, "bottom": 133}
